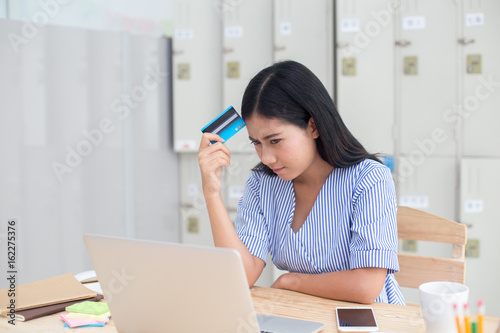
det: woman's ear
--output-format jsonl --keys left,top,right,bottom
{"left": 308, "top": 118, "right": 320, "bottom": 139}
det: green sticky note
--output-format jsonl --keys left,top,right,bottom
{"left": 66, "top": 301, "right": 109, "bottom": 315}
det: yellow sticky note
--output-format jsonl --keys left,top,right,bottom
{"left": 66, "top": 311, "right": 111, "bottom": 321}
{"left": 65, "top": 301, "right": 109, "bottom": 315}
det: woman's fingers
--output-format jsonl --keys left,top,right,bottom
{"left": 199, "top": 132, "right": 223, "bottom": 149}
{"left": 200, "top": 150, "right": 231, "bottom": 168}
{"left": 198, "top": 133, "right": 232, "bottom": 195}
{"left": 198, "top": 133, "right": 231, "bottom": 162}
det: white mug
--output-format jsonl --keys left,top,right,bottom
{"left": 419, "top": 281, "right": 469, "bottom": 333}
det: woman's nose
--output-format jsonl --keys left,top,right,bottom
{"left": 260, "top": 146, "right": 277, "bottom": 166}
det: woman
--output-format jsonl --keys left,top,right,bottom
{"left": 198, "top": 60, "right": 404, "bottom": 305}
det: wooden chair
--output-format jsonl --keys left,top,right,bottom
{"left": 394, "top": 206, "right": 467, "bottom": 289}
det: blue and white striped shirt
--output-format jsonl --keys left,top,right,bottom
{"left": 235, "top": 159, "right": 405, "bottom": 305}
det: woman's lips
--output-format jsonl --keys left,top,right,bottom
{"left": 273, "top": 167, "right": 284, "bottom": 173}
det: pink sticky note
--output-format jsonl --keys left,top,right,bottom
{"left": 60, "top": 312, "right": 109, "bottom": 328}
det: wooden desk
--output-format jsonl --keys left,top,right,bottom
{"left": 2, "top": 286, "right": 499, "bottom": 332}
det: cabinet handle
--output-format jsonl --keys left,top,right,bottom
{"left": 458, "top": 37, "right": 475, "bottom": 45}
{"left": 395, "top": 40, "right": 411, "bottom": 47}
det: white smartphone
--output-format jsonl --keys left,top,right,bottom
{"left": 335, "top": 307, "right": 379, "bottom": 332}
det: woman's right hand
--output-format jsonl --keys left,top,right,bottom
{"left": 198, "top": 133, "right": 231, "bottom": 198}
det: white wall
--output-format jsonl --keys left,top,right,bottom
{"left": 3, "top": 0, "right": 173, "bottom": 36}
{"left": 0, "top": 19, "right": 179, "bottom": 287}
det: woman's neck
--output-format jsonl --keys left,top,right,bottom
{"left": 293, "top": 157, "right": 334, "bottom": 187}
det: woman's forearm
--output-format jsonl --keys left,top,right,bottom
{"left": 198, "top": 133, "right": 265, "bottom": 286}
{"left": 204, "top": 192, "right": 265, "bottom": 286}
{"left": 271, "top": 267, "right": 387, "bottom": 304}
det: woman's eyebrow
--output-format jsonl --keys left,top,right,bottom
{"left": 248, "top": 133, "right": 282, "bottom": 141}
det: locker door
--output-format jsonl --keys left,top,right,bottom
{"left": 397, "top": 156, "right": 457, "bottom": 220}
{"left": 460, "top": 0, "right": 500, "bottom": 157}
{"left": 173, "top": 0, "right": 222, "bottom": 152}
{"left": 460, "top": 158, "right": 500, "bottom": 315}
{"left": 273, "top": 0, "right": 334, "bottom": 96}
{"left": 222, "top": 0, "right": 274, "bottom": 153}
{"left": 336, "top": 0, "right": 396, "bottom": 156}
{"left": 397, "top": 0, "right": 458, "bottom": 157}
{"left": 222, "top": 153, "right": 261, "bottom": 211}
{"left": 397, "top": 156, "right": 458, "bottom": 303}
{"left": 179, "top": 153, "right": 215, "bottom": 247}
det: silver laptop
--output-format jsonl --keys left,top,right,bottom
{"left": 84, "top": 234, "right": 324, "bottom": 333}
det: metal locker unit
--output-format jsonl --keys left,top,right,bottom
{"left": 396, "top": 0, "right": 458, "bottom": 157}
{"left": 173, "top": 0, "right": 223, "bottom": 153}
{"left": 396, "top": 156, "right": 458, "bottom": 303}
{"left": 460, "top": 158, "right": 500, "bottom": 315}
{"left": 273, "top": 0, "right": 334, "bottom": 96}
{"left": 178, "top": 153, "right": 204, "bottom": 213}
{"left": 179, "top": 153, "right": 215, "bottom": 247}
{"left": 222, "top": 0, "right": 274, "bottom": 153}
{"left": 221, "top": 153, "right": 261, "bottom": 211}
{"left": 336, "top": 0, "right": 396, "bottom": 156}
{"left": 460, "top": 0, "right": 500, "bottom": 157}
{"left": 397, "top": 156, "right": 457, "bottom": 221}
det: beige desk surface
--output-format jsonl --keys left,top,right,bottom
{"left": 1, "top": 286, "right": 499, "bottom": 332}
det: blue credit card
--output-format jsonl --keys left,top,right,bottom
{"left": 201, "top": 106, "right": 246, "bottom": 143}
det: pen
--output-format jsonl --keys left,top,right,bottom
{"left": 454, "top": 303, "right": 463, "bottom": 333}
{"left": 477, "top": 299, "right": 484, "bottom": 333}
{"left": 464, "top": 303, "right": 471, "bottom": 333}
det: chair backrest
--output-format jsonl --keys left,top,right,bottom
{"left": 394, "top": 206, "right": 467, "bottom": 289}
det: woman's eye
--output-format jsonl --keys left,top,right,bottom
{"left": 270, "top": 139, "right": 281, "bottom": 144}
{"left": 250, "top": 141, "right": 260, "bottom": 145}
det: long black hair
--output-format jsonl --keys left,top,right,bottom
{"left": 241, "top": 60, "right": 380, "bottom": 175}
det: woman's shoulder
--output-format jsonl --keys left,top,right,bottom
{"left": 343, "top": 158, "right": 393, "bottom": 186}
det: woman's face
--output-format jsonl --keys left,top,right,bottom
{"left": 245, "top": 113, "right": 321, "bottom": 181}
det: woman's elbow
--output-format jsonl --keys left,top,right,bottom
{"left": 355, "top": 291, "right": 379, "bottom": 304}
{"left": 352, "top": 279, "right": 384, "bottom": 304}
{"left": 245, "top": 257, "right": 266, "bottom": 287}
{"left": 351, "top": 268, "right": 386, "bottom": 304}
{"left": 247, "top": 275, "right": 258, "bottom": 288}
{"left": 351, "top": 287, "right": 381, "bottom": 304}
